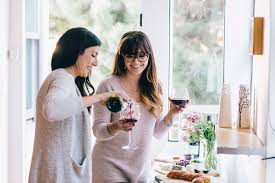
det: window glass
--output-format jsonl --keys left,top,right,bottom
{"left": 171, "top": 0, "right": 224, "bottom": 105}
{"left": 25, "top": 0, "right": 38, "bottom": 33}
{"left": 26, "top": 39, "right": 33, "bottom": 110}
{"left": 49, "top": 0, "right": 141, "bottom": 87}
{"left": 25, "top": 39, "right": 38, "bottom": 111}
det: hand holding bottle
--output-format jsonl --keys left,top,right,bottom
{"left": 82, "top": 91, "right": 127, "bottom": 108}
{"left": 99, "top": 91, "right": 127, "bottom": 106}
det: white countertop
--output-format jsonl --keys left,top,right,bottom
{"left": 216, "top": 127, "right": 265, "bottom": 155}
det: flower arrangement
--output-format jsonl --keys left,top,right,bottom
{"left": 187, "top": 116, "right": 217, "bottom": 170}
{"left": 188, "top": 119, "right": 216, "bottom": 144}
{"left": 184, "top": 112, "right": 201, "bottom": 124}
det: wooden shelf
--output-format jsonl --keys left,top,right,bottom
{"left": 217, "top": 127, "right": 265, "bottom": 155}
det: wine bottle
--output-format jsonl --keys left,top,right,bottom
{"left": 106, "top": 96, "right": 128, "bottom": 113}
{"left": 207, "top": 115, "right": 215, "bottom": 130}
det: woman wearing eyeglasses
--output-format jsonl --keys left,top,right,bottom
{"left": 92, "top": 31, "right": 183, "bottom": 183}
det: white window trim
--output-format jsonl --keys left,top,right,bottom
{"left": 8, "top": 0, "right": 25, "bottom": 182}
{"left": 8, "top": 0, "right": 48, "bottom": 182}
{"left": 25, "top": 0, "right": 41, "bottom": 120}
{"left": 0, "top": 0, "right": 9, "bottom": 182}
{"left": 26, "top": 32, "right": 40, "bottom": 40}
{"left": 25, "top": 39, "right": 38, "bottom": 120}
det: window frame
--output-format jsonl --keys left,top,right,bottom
{"left": 141, "top": 0, "right": 254, "bottom": 143}
{"left": 25, "top": 0, "right": 40, "bottom": 120}
{"left": 168, "top": 0, "right": 224, "bottom": 114}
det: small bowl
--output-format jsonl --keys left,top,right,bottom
{"left": 194, "top": 169, "right": 200, "bottom": 173}
{"left": 202, "top": 170, "right": 209, "bottom": 174}
{"left": 184, "top": 154, "right": 192, "bottom": 161}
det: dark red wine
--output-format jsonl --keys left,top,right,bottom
{"left": 169, "top": 98, "right": 189, "bottom": 107}
{"left": 124, "top": 118, "right": 137, "bottom": 125}
{"left": 124, "top": 118, "right": 138, "bottom": 123}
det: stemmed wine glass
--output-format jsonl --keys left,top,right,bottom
{"left": 121, "top": 101, "right": 141, "bottom": 150}
{"left": 169, "top": 87, "right": 190, "bottom": 122}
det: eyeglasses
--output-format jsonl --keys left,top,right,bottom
{"left": 122, "top": 52, "right": 149, "bottom": 62}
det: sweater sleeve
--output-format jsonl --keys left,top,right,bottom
{"left": 42, "top": 74, "right": 84, "bottom": 122}
{"left": 92, "top": 80, "right": 116, "bottom": 141}
{"left": 153, "top": 94, "right": 171, "bottom": 139}
{"left": 153, "top": 112, "right": 171, "bottom": 139}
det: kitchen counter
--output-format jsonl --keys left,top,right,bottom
{"left": 153, "top": 158, "right": 225, "bottom": 183}
{"left": 216, "top": 127, "right": 265, "bottom": 155}
{"left": 153, "top": 154, "right": 264, "bottom": 183}
{"left": 151, "top": 126, "right": 266, "bottom": 182}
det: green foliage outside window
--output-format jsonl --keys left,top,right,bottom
{"left": 172, "top": 0, "right": 224, "bottom": 105}
{"left": 49, "top": 0, "right": 224, "bottom": 105}
{"left": 49, "top": 0, "right": 140, "bottom": 87}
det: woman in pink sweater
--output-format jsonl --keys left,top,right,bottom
{"left": 92, "top": 31, "right": 183, "bottom": 183}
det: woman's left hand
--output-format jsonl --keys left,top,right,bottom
{"left": 168, "top": 99, "right": 185, "bottom": 116}
{"left": 164, "top": 98, "right": 187, "bottom": 124}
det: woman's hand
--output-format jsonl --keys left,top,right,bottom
{"left": 107, "top": 119, "right": 136, "bottom": 135}
{"left": 82, "top": 91, "right": 127, "bottom": 108}
{"left": 168, "top": 99, "right": 185, "bottom": 116}
{"left": 98, "top": 91, "right": 127, "bottom": 105}
{"left": 163, "top": 98, "right": 186, "bottom": 126}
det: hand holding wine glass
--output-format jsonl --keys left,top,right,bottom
{"left": 169, "top": 88, "right": 190, "bottom": 108}
{"left": 169, "top": 88, "right": 190, "bottom": 118}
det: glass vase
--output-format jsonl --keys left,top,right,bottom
{"left": 204, "top": 141, "right": 217, "bottom": 170}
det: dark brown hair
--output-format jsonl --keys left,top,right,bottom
{"left": 51, "top": 27, "right": 101, "bottom": 112}
{"left": 112, "top": 31, "right": 163, "bottom": 118}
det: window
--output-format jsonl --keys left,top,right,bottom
{"left": 25, "top": 0, "right": 40, "bottom": 119}
{"left": 167, "top": 0, "right": 224, "bottom": 143}
{"left": 49, "top": 0, "right": 141, "bottom": 88}
{"left": 24, "top": 0, "right": 40, "bottom": 181}
{"left": 25, "top": 39, "right": 38, "bottom": 112}
{"left": 170, "top": 0, "right": 224, "bottom": 109}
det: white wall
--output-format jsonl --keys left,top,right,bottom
{"left": 224, "top": 0, "right": 254, "bottom": 123}
{"left": 252, "top": 0, "right": 274, "bottom": 182}
{"left": 8, "top": 0, "right": 25, "bottom": 182}
{"left": 0, "top": 0, "right": 9, "bottom": 182}
{"left": 141, "top": 0, "right": 170, "bottom": 110}
{"left": 253, "top": 0, "right": 270, "bottom": 145}
{"left": 266, "top": 0, "right": 275, "bottom": 182}
{"left": 140, "top": 0, "right": 170, "bottom": 156}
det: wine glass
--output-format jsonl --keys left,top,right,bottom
{"left": 121, "top": 101, "right": 140, "bottom": 150}
{"left": 169, "top": 87, "right": 190, "bottom": 122}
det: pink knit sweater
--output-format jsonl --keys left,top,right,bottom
{"left": 92, "top": 75, "right": 170, "bottom": 183}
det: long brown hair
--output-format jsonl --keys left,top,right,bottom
{"left": 51, "top": 27, "right": 101, "bottom": 112}
{"left": 112, "top": 31, "right": 163, "bottom": 118}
